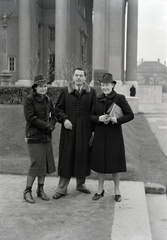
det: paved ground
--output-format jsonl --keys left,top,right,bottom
{"left": 0, "top": 175, "right": 116, "bottom": 240}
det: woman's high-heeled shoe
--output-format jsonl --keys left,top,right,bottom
{"left": 92, "top": 190, "right": 105, "bottom": 200}
{"left": 115, "top": 194, "right": 122, "bottom": 202}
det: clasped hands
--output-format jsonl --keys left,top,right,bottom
{"left": 99, "top": 114, "right": 117, "bottom": 124}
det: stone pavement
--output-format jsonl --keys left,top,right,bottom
{"left": 0, "top": 175, "right": 166, "bottom": 240}
{"left": 0, "top": 175, "right": 115, "bottom": 240}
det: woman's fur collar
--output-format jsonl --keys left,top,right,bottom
{"left": 68, "top": 81, "right": 90, "bottom": 94}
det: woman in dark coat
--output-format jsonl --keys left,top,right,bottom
{"left": 90, "top": 73, "right": 134, "bottom": 202}
{"left": 23, "top": 75, "right": 57, "bottom": 204}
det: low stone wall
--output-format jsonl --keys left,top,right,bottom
{"left": 138, "top": 85, "right": 162, "bottom": 103}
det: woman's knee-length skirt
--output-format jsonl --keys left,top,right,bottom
{"left": 27, "top": 142, "right": 56, "bottom": 176}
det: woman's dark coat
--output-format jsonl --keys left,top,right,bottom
{"left": 24, "top": 92, "right": 57, "bottom": 143}
{"left": 55, "top": 82, "right": 96, "bottom": 178}
{"left": 90, "top": 90, "right": 134, "bottom": 174}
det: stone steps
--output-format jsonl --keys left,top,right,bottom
{"left": 111, "top": 181, "right": 151, "bottom": 240}
{"left": 111, "top": 181, "right": 167, "bottom": 240}
{"left": 145, "top": 183, "right": 167, "bottom": 240}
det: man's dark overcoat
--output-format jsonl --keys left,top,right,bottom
{"left": 90, "top": 90, "right": 134, "bottom": 174}
{"left": 55, "top": 82, "right": 96, "bottom": 178}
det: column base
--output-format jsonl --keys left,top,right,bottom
{"left": 15, "top": 80, "right": 32, "bottom": 87}
{"left": 52, "top": 80, "right": 68, "bottom": 87}
{"left": 0, "top": 71, "right": 12, "bottom": 86}
{"left": 90, "top": 80, "right": 96, "bottom": 87}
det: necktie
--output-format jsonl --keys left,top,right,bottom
{"left": 78, "top": 87, "right": 81, "bottom": 93}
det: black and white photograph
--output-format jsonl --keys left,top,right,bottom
{"left": 0, "top": 0, "right": 167, "bottom": 239}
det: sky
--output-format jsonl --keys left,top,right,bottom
{"left": 138, "top": 0, "right": 167, "bottom": 65}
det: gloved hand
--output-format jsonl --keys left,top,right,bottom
{"left": 45, "top": 123, "right": 55, "bottom": 133}
{"left": 64, "top": 119, "right": 73, "bottom": 130}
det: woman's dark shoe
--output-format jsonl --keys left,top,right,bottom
{"left": 37, "top": 187, "right": 50, "bottom": 201}
{"left": 92, "top": 190, "right": 105, "bottom": 200}
{"left": 24, "top": 189, "right": 35, "bottom": 204}
{"left": 115, "top": 194, "right": 122, "bottom": 202}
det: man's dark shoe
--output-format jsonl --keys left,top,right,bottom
{"left": 77, "top": 186, "right": 91, "bottom": 194}
{"left": 53, "top": 192, "right": 64, "bottom": 199}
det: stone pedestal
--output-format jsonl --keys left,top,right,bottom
{"left": 15, "top": 79, "right": 31, "bottom": 86}
{"left": 52, "top": 80, "right": 68, "bottom": 87}
{"left": 0, "top": 71, "right": 12, "bottom": 86}
{"left": 114, "top": 80, "right": 123, "bottom": 94}
{"left": 123, "top": 81, "right": 138, "bottom": 97}
{"left": 126, "top": 96, "right": 139, "bottom": 114}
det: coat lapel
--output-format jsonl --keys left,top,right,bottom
{"left": 67, "top": 81, "right": 91, "bottom": 94}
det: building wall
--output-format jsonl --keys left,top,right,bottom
{"left": 0, "top": 0, "right": 19, "bottom": 84}
{"left": 137, "top": 61, "right": 167, "bottom": 93}
{"left": 0, "top": 0, "right": 92, "bottom": 84}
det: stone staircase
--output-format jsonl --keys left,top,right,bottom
{"left": 111, "top": 181, "right": 167, "bottom": 240}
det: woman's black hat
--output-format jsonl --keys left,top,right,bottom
{"left": 99, "top": 73, "right": 117, "bottom": 84}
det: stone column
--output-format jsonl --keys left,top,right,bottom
{"left": 15, "top": 0, "right": 31, "bottom": 86}
{"left": 108, "top": 0, "right": 125, "bottom": 92}
{"left": 126, "top": 0, "right": 138, "bottom": 82}
{"left": 54, "top": 0, "right": 68, "bottom": 85}
{"left": 92, "top": 0, "right": 107, "bottom": 85}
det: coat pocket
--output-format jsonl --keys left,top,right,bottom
{"left": 27, "top": 128, "right": 38, "bottom": 137}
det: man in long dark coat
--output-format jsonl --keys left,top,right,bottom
{"left": 53, "top": 67, "right": 96, "bottom": 199}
